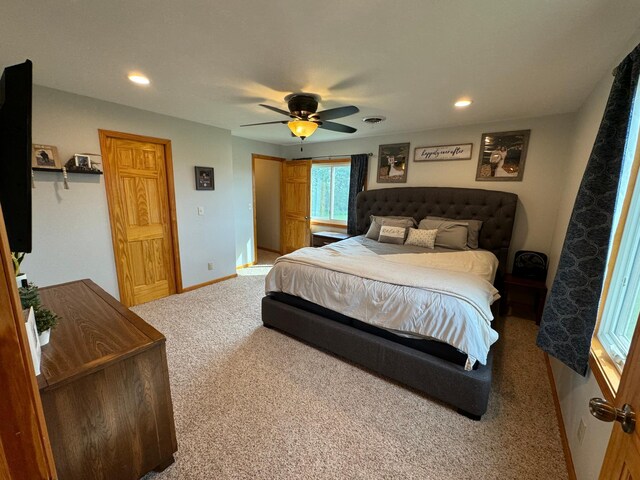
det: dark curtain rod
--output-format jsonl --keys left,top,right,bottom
{"left": 292, "top": 152, "right": 373, "bottom": 160}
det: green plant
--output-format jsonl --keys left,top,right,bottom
{"left": 19, "top": 282, "right": 40, "bottom": 310}
{"left": 11, "top": 252, "right": 26, "bottom": 275}
{"left": 19, "top": 282, "right": 60, "bottom": 334}
{"left": 35, "top": 307, "right": 59, "bottom": 334}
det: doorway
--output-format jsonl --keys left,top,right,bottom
{"left": 99, "top": 130, "right": 182, "bottom": 306}
{"left": 252, "top": 154, "right": 285, "bottom": 261}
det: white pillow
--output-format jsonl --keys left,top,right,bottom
{"left": 405, "top": 228, "right": 437, "bottom": 249}
{"left": 378, "top": 225, "right": 407, "bottom": 245}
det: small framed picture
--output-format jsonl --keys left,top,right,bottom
{"left": 476, "top": 130, "right": 530, "bottom": 181}
{"left": 377, "top": 142, "right": 410, "bottom": 183}
{"left": 195, "top": 166, "right": 214, "bottom": 190}
{"left": 74, "top": 154, "right": 92, "bottom": 169}
{"left": 32, "top": 144, "right": 61, "bottom": 170}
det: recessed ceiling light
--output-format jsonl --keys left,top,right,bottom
{"left": 128, "top": 73, "right": 150, "bottom": 85}
{"left": 454, "top": 99, "right": 472, "bottom": 108}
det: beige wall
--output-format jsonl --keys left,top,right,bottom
{"left": 25, "top": 86, "right": 236, "bottom": 298}
{"left": 231, "top": 137, "right": 284, "bottom": 267}
{"left": 283, "top": 113, "right": 575, "bottom": 271}
{"left": 254, "top": 158, "right": 281, "bottom": 251}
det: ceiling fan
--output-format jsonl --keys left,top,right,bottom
{"left": 240, "top": 93, "right": 359, "bottom": 140}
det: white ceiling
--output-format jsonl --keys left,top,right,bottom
{"left": 2, "top": 1, "right": 640, "bottom": 145}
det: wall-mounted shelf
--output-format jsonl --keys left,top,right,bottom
{"left": 32, "top": 167, "right": 103, "bottom": 175}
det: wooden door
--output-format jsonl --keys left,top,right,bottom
{"left": 0, "top": 210, "right": 57, "bottom": 478}
{"left": 280, "top": 160, "right": 311, "bottom": 254}
{"left": 100, "top": 131, "right": 181, "bottom": 307}
{"left": 599, "top": 316, "right": 640, "bottom": 479}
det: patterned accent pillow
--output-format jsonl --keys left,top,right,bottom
{"left": 405, "top": 228, "right": 437, "bottom": 249}
{"left": 378, "top": 225, "right": 407, "bottom": 245}
{"left": 365, "top": 216, "right": 416, "bottom": 240}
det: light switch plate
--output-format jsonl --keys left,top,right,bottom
{"left": 197, "top": 206, "right": 204, "bottom": 216}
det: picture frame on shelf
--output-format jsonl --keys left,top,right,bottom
{"left": 476, "top": 130, "right": 530, "bottom": 181}
{"left": 414, "top": 143, "right": 473, "bottom": 162}
{"left": 74, "top": 154, "right": 92, "bottom": 169}
{"left": 377, "top": 143, "right": 410, "bottom": 183}
{"left": 32, "top": 144, "right": 60, "bottom": 170}
{"left": 195, "top": 166, "right": 214, "bottom": 190}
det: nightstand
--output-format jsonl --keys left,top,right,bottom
{"left": 312, "top": 231, "right": 350, "bottom": 247}
{"left": 499, "top": 274, "right": 548, "bottom": 324}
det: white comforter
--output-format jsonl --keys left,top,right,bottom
{"left": 265, "top": 236, "right": 500, "bottom": 369}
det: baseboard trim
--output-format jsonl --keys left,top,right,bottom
{"left": 257, "top": 246, "right": 281, "bottom": 254}
{"left": 182, "top": 274, "right": 237, "bottom": 292}
{"left": 545, "top": 353, "right": 577, "bottom": 480}
{"left": 236, "top": 261, "right": 257, "bottom": 270}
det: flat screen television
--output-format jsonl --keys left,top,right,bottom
{"left": 0, "top": 60, "right": 32, "bottom": 253}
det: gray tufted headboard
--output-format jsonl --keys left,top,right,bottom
{"left": 356, "top": 187, "right": 518, "bottom": 280}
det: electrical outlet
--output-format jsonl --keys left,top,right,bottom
{"left": 208, "top": 262, "right": 214, "bottom": 271}
{"left": 197, "top": 206, "right": 205, "bottom": 216}
{"left": 577, "top": 418, "right": 587, "bottom": 444}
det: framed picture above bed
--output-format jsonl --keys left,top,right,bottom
{"left": 475, "top": 130, "right": 530, "bottom": 181}
{"left": 377, "top": 142, "right": 409, "bottom": 183}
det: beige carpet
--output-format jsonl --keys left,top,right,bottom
{"left": 137, "top": 250, "right": 568, "bottom": 480}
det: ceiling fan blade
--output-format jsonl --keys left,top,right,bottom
{"left": 259, "top": 104, "right": 294, "bottom": 117}
{"left": 314, "top": 105, "right": 359, "bottom": 121}
{"left": 240, "top": 120, "right": 289, "bottom": 127}
{"left": 318, "top": 121, "right": 357, "bottom": 134}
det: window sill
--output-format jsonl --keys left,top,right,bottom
{"left": 589, "top": 337, "right": 621, "bottom": 403}
{"left": 311, "top": 220, "right": 347, "bottom": 228}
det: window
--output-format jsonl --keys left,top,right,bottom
{"left": 597, "top": 81, "right": 640, "bottom": 371}
{"left": 310, "top": 162, "right": 350, "bottom": 223}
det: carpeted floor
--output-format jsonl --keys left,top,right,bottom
{"left": 136, "top": 250, "right": 567, "bottom": 480}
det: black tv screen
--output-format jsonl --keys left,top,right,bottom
{"left": 0, "top": 60, "right": 32, "bottom": 253}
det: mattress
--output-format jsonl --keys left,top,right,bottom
{"left": 265, "top": 236, "right": 500, "bottom": 369}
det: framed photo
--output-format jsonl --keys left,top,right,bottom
{"left": 475, "top": 130, "right": 530, "bottom": 181}
{"left": 74, "top": 154, "right": 92, "bottom": 169}
{"left": 377, "top": 143, "right": 410, "bottom": 183}
{"left": 195, "top": 166, "right": 214, "bottom": 190}
{"left": 32, "top": 144, "right": 60, "bottom": 170}
{"left": 414, "top": 143, "right": 473, "bottom": 162}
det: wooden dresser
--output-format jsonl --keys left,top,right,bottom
{"left": 37, "top": 279, "right": 177, "bottom": 479}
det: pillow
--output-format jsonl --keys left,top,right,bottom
{"left": 365, "top": 215, "right": 416, "bottom": 240}
{"left": 418, "top": 219, "right": 468, "bottom": 250}
{"left": 426, "top": 216, "right": 483, "bottom": 249}
{"left": 378, "top": 225, "right": 407, "bottom": 245}
{"left": 405, "top": 228, "right": 437, "bottom": 249}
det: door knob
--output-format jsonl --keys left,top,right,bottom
{"left": 304, "top": 216, "right": 310, "bottom": 220}
{"left": 589, "top": 397, "right": 636, "bottom": 433}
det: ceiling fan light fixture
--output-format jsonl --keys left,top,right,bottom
{"left": 288, "top": 120, "right": 318, "bottom": 139}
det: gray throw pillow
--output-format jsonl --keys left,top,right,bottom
{"left": 378, "top": 225, "right": 407, "bottom": 245}
{"left": 365, "top": 215, "right": 416, "bottom": 240}
{"left": 418, "top": 218, "right": 469, "bottom": 250}
{"left": 425, "top": 216, "right": 483, "bottom": 249}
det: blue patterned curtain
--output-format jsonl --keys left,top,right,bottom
{"left": 347, "top": 154, "right": 369, "bottom": 235}
{"left": 537, "top": 44, "right": 640, "bottom": 376}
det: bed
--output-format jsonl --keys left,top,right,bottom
{"left": 261, "top": 186, "right": 518, "bottom": 418}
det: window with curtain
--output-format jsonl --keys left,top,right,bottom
{"left": 597, "top": 79, "right": 640, "bottom": 370}
{"left": 310, "top": 162, "right": 351, "bottom": 223}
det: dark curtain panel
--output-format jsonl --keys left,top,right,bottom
{"left": 347, "top": 154, "right": 369, "bottom": 235}
{"left": 537, "top": 44, "right": 640, "bottom": 376}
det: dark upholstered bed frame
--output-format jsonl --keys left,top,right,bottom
{"left": 262, "top": 187, "right": 518, "bottom": 418}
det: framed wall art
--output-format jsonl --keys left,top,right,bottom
{"left": 377, "top": 143, "right": 410, "bottom": 183}
{"left": 414, "top": 143, "right": 473, "bottom": 162}
{"left": 195, "top": 166, "right": 214, "bottom": 190}
{"left": 32, "top": 144, "right": 61, "bottom": 170}
{"left": 475, "top": 130, "right": 530, "bottom": 181}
